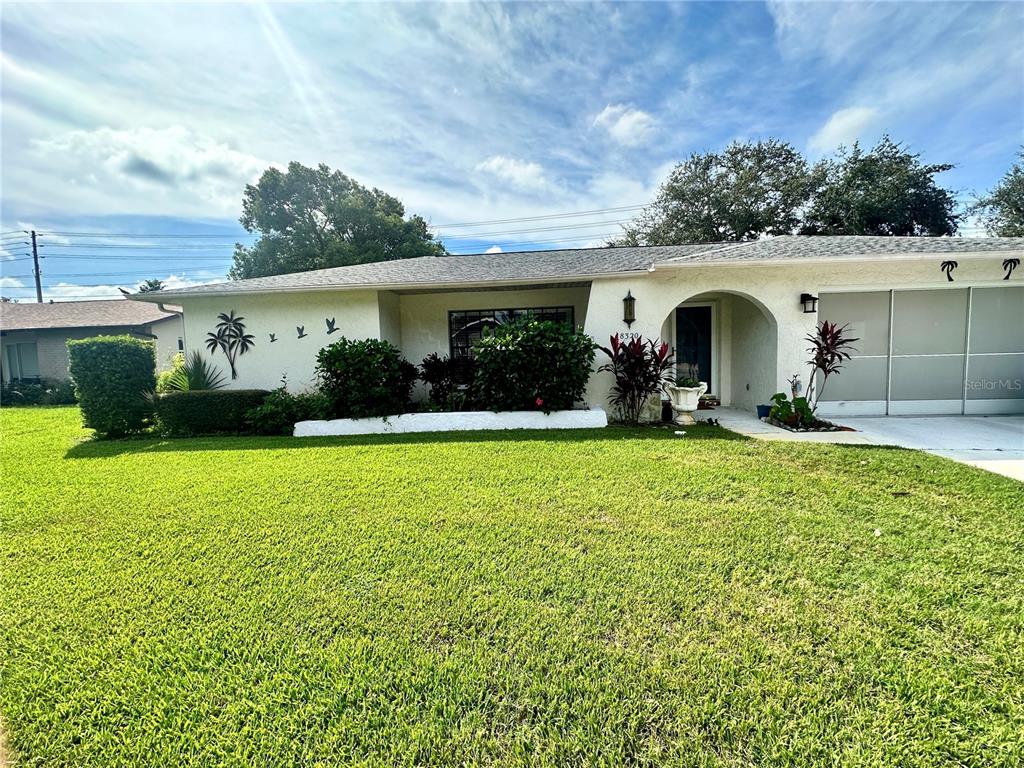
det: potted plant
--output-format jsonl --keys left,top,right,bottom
{"left": 666, "top": 376, "right": 708, "bottom": 425}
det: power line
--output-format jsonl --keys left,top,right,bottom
{"left": 446, "top": 232, "right": 620, "bottom": 252}
{"left": 39, "top": 243, "right": 238, "bottom": 251}
{"left": 429, "top": 204, "right": 645, "bottom": 228}
{"left": 38, "top": 231, "right": 254, "bottom": 239}
{"left": 436, "top": 219, "right": 631, "bottom": 240}
{"left": 30, "top": 253, "right": 234, "bottom": 261}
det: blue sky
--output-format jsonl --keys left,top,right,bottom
{"left": 1, "top": 1, "right": 1021, "bottom": 300}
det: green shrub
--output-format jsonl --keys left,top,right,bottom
{"left": 316, "top": 337, "right": 417, "bottom": 418}
{"left": 0, "top": 378, "right": 77, "bottom": 407}
{"left": 419, "top": 353, "right": 476, "bottom": 411}
{"left": 153, "top": 389, "right": 269, "bottom": 436}
{"left": 155, "top": 353, "right": 185, "bottom": 393}
{"left": 67, "top": 335, "right": 156, "bottom": 437}
{"left": 245, "top": 386, "right": 330, "bottom": 435}
{"left": 472, "top": 318, "right": 595, "bottom": 413}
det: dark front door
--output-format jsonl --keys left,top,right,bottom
{"left": 675, "top": 306, "right": 712, "bottom": 392}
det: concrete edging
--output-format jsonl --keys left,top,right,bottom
{"left": 294, "top": 408, "right": 608, "bottom": 436}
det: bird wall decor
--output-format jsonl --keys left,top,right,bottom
{"left": 269, "top": 333, "right": 277, "bottom": 343}
{"left": 940, "top": 260, "right": 958, "bottom": 282}
{"left": 296, "top": 325, "right": 307, "bottom": 339}
{"left": 326, "top": 317, "right": 338, "bottom": 334}
{"left": 1003, "top": 258, "right": 1020, "bottom": 280}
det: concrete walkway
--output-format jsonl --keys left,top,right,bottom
{"left": 708, "top": 408, "right": 1024, "bottom": 481}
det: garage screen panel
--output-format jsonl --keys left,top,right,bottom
{"left": 890, "top": 289, "right": 967, "bottom": 407}
{"left": 967, "top": 286, "right": 1024, "bottom": 402}
{"left": 817, "top": 291, "right": 890, "bottom": 404}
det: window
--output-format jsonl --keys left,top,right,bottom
{"left": 4, "top": 342, "right": 40, "bottom": 381}
{"left": 448, "top": 306, "right": 575, "bottom": 359}
{"left": 177, "top": 337, "right": 185, "bottom": 352}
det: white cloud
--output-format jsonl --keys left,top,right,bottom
{"left": 31, "top": 126, "right": 273, "bottom": 216}
{"left": 484, "top": 245, "right": 503, "bottom": 254}
{"left": 0, "top": 273, "right": 223, "bottom": 302}
{"left": 475, "top": 155, "right": 551, "bottom": 191}
{"left": 808, "top": 106, "right": 879, "bottom": 155}
{"left": 593, "top": 104, "right": 656, "bottom": 147}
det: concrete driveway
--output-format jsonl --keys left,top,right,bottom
{"left": 840, "top": 415, "right": 1024, "bottom": 481}
{"left": 712, "top": 409, "right": 1024, "bottom": 481}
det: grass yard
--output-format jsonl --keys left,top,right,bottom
{"left": 1, "top": 407, "right": 1022, "bottom": 766}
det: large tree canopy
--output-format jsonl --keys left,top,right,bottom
{"left": 616, "top": 136, "right": 962, "bottom": 245}
{"left": 970, "top": 150, "right": 1024, "bottom": 237}
{"left": 799, "top": 137, "right": 960, "bottom": 236}
{"left": 229, "top": 162, "right": 445, "bottom": 279}
{"left": 616, "top": 139, "right": 813, "bottom": 245}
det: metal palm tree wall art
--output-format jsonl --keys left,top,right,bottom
{"left": 204, "top": 311, "right": 255, "bottom": 380}
{"left": 1003, "top": 258, "right": 1020, "bottom": 280}
{"left": 940, "top": 260, "right": 958, "bottom": 282}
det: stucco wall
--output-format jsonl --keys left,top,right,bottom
{"left": 377, "top": 290, "right": 402, "bottom": 349}
{"left": 583, "top": 257, "right": 1009, "bottom": 410}
{"left": 152, "top": 315, "right": 184, "bottom": 371}
{"left": 178, "top": 291, "right": 382, "bottom": 391}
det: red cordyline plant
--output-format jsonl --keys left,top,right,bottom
{"left": 806, "top": 320, "right": 858, "bottom": 409}
{"left": 598, "top": 334, "right": 674, "bottom": 425}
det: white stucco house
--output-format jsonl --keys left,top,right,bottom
{"left": 0, "top": 299, "right": 184, "bottom": 384}
{"left": 131, "top": 236, "right": 1024, "bottom": 417}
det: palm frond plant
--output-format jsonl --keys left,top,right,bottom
{"left": 805, "top": 321, "right": 858, "bottom": 410}
{"left": 597, "top": 334, "right": 674, "bottom": 425}
{"left": 164, "top": 350, "right": 227, "bottom": 392}
{"left": 205, "top": 311, "right": 256, "bottom": 379}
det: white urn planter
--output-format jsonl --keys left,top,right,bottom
{"left": 666, "top": 382, "right": 708, "bottom": 425}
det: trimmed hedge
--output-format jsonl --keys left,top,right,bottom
{"left": 244, "top": 387, "right": 330, "bottom": 436}
{"left": 153, "top": 389, "right": 269, "bottom": 436}
{"left": 67, "top": 335, "right": 156, "bottom": 437}
{"left": 1, "top": 378, "right": 77, "bottom": 407}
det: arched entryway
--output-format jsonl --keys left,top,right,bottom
{"left": 659, "top": 290, "right": 779, "bottom": 411}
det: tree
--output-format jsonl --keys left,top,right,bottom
{"left": 615, "top": 139, "right": 813, "bottom": 245}
{"left": 138, "top": 279, "right": 165, "bottom": 293}
{"left": 229, "top": 162, "right": 445, "bottom": 279}
{"left": 0, "top": 296, "right": 16, "bottom": 303}
{"left": 970, "top": 149, "right": 1024, "bottom": 236}
{"left": 800, "top": 136, "right": 960, "bottom": 236}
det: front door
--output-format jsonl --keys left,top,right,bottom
{"left": 675, "top": 306, "right": 712, "bottom": 392}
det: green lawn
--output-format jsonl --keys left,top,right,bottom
{"left": 1, "top": 407, "right": 1022, "bottom": 766}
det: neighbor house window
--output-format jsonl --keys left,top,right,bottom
{"left": 4, "top": 342, "right": 40, "bottom": 381}
{"left": 448, "top": 306, "right": 575, "bottom": 360}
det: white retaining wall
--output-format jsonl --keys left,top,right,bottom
{"left": 294, "top": 408, "right": 608, "bottom": 436}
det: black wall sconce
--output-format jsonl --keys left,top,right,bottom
{"left": 800, "top": 293, "right": 818, "bottom": 313}
{"left": 623, "top": 291, "right": 636, "bottom": 327}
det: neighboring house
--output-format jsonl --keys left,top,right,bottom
{"left": 131, "top": 236, "right": 1024, "bottom": 417}
{"left": 0, "top": 299, "right": 184, "bottom": 384}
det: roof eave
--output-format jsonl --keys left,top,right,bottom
{"left": 127, "top": 270, "right": 651, "bottom": 301}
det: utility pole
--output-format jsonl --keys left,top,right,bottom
{"left": 30, "top": 230, "right": 42, "bottom": 303}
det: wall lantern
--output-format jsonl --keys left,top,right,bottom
{"left": 800, "top": 293, "right": 819, "bottom": 314}
{"left": 623, "top": 291, "right": 636, "bottom": 327}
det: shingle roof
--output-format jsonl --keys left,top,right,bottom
{"left": 0, "top": 299, "right": 179, "bottom": 332}
{"left": 135, "top": 244, "right": 726, "bottom": 297}
{"left": 659, "top": 235, "right": 1024, "bottom": 264}
{"left": 133, "top": 236, "right": 1024, "bottom": 299}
